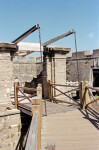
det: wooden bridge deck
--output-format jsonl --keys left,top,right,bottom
{"left": 41, "top": 109, "right": 99, "bottom": 150}
{"left": 11, "top": 91, "right": 99, "bottom": 150}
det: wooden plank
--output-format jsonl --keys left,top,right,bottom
{"left": 46, "top": 143, "right": 56, "bottom": 150}
{"left": 42, "top": 110, "right": 99, "bottom": 150}
{"left": 25, "top": 111, "right": 38, "bottom": 150}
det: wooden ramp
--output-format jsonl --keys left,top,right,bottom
{"left": 41, "top": 109, "right": 99, "bottom": 150}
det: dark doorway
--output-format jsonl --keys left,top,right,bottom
{"left": 93, "top": 69, "right": 99, "bottom": 87}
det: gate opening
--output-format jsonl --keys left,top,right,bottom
{"left": 93, "top": 69, "right": 99, "bottom": 87}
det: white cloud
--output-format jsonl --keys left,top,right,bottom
{"left": 88, "top": 33, "right": 94, "bottom": 38}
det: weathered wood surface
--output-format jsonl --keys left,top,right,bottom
{"left": 25, "top": 111, "right": 38, "bottom": 150}
{"left": 46, "top": 143, "right": 56, "bottom": 150}
{"left": 41, "top": 109, "right": 99, "bottom": 150}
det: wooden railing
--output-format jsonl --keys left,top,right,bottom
{"left": 14, "top": 82, "right": 42, "bottom": 108}
{"left": 79, "top": 81, "right": 99, "bottom": 115}
{"left": 14, "top": 82, "right": 42, "bottom": 150}
{"left": 49, "top": 80, "right": 99, "bottom": 115}
{"left": 48, "top": 80, "right": 80, "bottom": 106}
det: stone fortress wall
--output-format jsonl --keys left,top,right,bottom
{"left": 13, "top": 56, "right": 42, "bottom": 83}
{"left": 13, "top": 49, "right": 99, "bottom": 90}
{"left": 66, "top": 49, "right": 99, "bottom": 86}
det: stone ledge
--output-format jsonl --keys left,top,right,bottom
{"left": 0, "top": 109, "right": 20, "bottom": 117}
{"left": 0, "top": 42, "right": 18, "bottom": 52}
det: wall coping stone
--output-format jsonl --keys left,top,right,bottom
{"left": 44, "top": 46, "right": 71, "bottom": 56}
{"left": 0, "top": 42, "right": 18, "bottom": 52}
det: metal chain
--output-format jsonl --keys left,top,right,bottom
{"left": 74, "top": 32, "right": 79, "bottom": 82}
{"left": 38, "top": 27, "right": 47, "bottom": 116}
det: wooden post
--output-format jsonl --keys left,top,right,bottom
{"left": 37, "top": 84, "right": 42, "bottom": 128}
{"left": 80, "top": 81, "right": 90, "bottom": 109}
{"left": 32, "top": 99, "right": 41, "bottom": 150}
{"left": 80, "top": 81, "right": 85, "bottom": 109}
{"left": 49, "top": 80, "right": 52, "bottom": 102}
{"left": 14, "top": 82, "right": 18, "bottom": 109}
{"left": 85, "top": 81, "right": 90, "bottom": 106}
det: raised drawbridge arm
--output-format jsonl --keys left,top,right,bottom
{"left": 42, "top": 29, "right": 75, "bottom": 47}
{"left": 12, "top": 24, "right": 40, "bottom": 44}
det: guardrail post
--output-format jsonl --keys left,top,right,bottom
{"left": 85, "top": 81, "right": 90, "bottom": 107}
{"left": 49, "top": 80, "right": 52, "bottom": 102}
{"left": 80, "top": 81, "right": 89, "bottom": 109}
{"left": 37, "top": 84, "right": 42, "bottom": 128}
{"left": 14, "top": 82, "right": 18, "bottom": 109}
{"left": 80, "top": 81, "right": 85, "bottom": 109}
{"left": 32, "top": 99, "right": 41, "bottom": 150}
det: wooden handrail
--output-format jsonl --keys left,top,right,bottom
{"left": 51, "top": 83, "right": 79, "bottom": 87}
{"left": 88, "top": 86, "right": 99, "bottom": 92}
{"left": 17, "top": 86, "right": 38, "bottom": 91}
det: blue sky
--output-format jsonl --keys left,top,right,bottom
{"left": 0, "top": 0, "right": 99, "bottom": 56}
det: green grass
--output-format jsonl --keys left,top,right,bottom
{"left": 95, "top": 95, "right": 99, "bottom": 98}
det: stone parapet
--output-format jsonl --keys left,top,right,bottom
{"left": 0, "top": 42, "right": 17, "bottom": 104}
{"left": 72, "top": 50, "right": 90, "bottom": 59}
{"left": 93, "top": 49, "right": 99, "bottom": 57}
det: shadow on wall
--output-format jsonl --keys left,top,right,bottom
{"left": 15, "top": 112, "right": 31, "bottom": 150}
